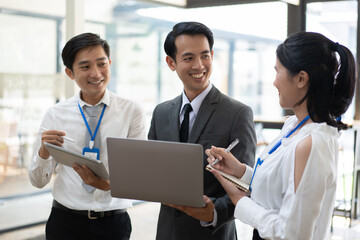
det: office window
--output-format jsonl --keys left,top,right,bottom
{"left": 0, "top": 15, "right": 57, "bottom": 74}
{"left": 306, "top": 0, "right": 358, "bottom": 224}
{"left": 0, "top": 3, "right": 64, "bottom": 232}
{"left": 113, "top": 26, "right": 164, "bottom": 116}
{"left": 306, "top": 0, "right": 357, "bottom": 121}
{"left": 119, "top": 1, "right": 288, "bottom": 116}
{"left": 232, "top": 40, "right": 281, "bottom": 117}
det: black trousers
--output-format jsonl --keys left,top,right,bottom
{"left": 252, "top": 229, "right": 265, "bottom": 240}
{"left": 46, "top": 206, "right": 131, "bottom": 240}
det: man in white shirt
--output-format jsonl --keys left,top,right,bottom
{"left": 29, "top": 33, "right": 147, "bottom": 240}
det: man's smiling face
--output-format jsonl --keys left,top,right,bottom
{"left": 65, "top": 45, "right": 111, "bottom": 105}
{"left": 166, "top": 34, "right": 213, "bottom": 101}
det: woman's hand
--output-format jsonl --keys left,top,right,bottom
{"left": 205, "top": 146, "right": 245, "bottom": 178}
{"left": 210, "top": 168, "right": 247, "bottom": 206}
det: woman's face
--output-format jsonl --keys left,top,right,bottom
{"left": 273, "top": 57, "right": 307, "bottom": 109}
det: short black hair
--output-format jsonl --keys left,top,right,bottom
{"left": 61, "top": 33, "right": 110, "bottom": 71}
{"left": 164, "top": 22, "right": 214, "bottom": 61}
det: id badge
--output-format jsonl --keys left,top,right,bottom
{"left": 83, "top": 147, "right": 100, "bottom": 160}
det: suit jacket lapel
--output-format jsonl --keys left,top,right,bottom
{"left": 188, "top": 86, "right": 220, "bottom": 143}
{"left": 169, "top": 95, "right": 182, "bottom": 142}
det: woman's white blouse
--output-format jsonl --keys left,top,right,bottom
{"left": 235, "top": 116, "right": 340, "bottom": 240}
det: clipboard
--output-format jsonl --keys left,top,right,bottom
{"left": 44, "top": 142, "right": 109, "bottom": 180}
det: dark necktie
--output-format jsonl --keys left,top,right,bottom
{"left": 180, "top": 103, "right": 193, "bottom": 142}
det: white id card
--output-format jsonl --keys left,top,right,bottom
{"left": 82, "top": 147, "right": 100, "bottom": 160}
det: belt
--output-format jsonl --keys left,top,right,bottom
{"left": 52, "top": 200, "right": 126, "bottom": 220}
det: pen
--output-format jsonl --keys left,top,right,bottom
{"left": 41, "top": 127, "right": 76, "bottom": 143}
{"left": 211, "top": 138, "right": 239, "bottom": 166}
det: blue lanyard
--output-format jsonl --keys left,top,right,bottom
{"left": 78, "top": 102, "right": 107, "bottom": 149}
{"left": 249, "top": 115, "right": 310, "bottom": 191}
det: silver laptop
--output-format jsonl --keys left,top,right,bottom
{"left": 106, "top": 137, "right": 204, "bottom": 207}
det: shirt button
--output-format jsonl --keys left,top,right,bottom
{"left": 175, "top": 210, "right": 181, "bottom": 217}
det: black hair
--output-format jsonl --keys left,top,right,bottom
{"left": 61, "top": 33, "right": 110, "bottom": 71}
{"left": 164, "top": 21, "right": 214, "bottom": 62}
{"left": 276, "top": 31, "right": 356, "bottom": 130}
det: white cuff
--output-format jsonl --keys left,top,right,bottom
{"left": 240, "top": 164, "right": 254, "bottom": 184}
{"left": 200, "top": 208, "right": 218, "bottom": 227}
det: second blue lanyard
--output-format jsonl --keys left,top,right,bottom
{"left": 249, "top": 115, "right": 310, "bottom": 191}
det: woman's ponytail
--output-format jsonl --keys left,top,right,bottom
{"left": 330, "top": 42, "right": 356, "bottom": 130}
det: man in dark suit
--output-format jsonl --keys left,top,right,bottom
{"left": 148, "top": 21, "right": 256, "bottom": 240}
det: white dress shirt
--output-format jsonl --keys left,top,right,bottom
{"left": 235, "top": 115, "right": 340, "bottom": 239}
{"left": 29, "top": 89, "right": 147, "bottom": 211}
{"left": 179, "top": 83, "right": 212, "bottom": 134}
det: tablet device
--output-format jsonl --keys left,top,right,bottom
{"left": 106, "top": 137, "right": 204, "bottom": 207}
{"left": 44, "top": 142, "right": 109, "bottom": 180}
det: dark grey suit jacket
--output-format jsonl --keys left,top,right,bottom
{"left": 148, "top": 86, "right": 256, "bottom": 240}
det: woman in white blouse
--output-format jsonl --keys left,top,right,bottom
{"left": 206, "top": 32, "right": 356, "bottom": 240}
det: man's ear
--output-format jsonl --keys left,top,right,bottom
{"left": 297, "top": 70, "right": 309, "bottom": 89}
{"left": 65, "top": 68, "right": 75, "bottom": 80}
{"left": 166, "top": 56, "right": 176, "bottom": 71}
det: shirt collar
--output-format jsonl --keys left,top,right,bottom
{"left": 180, "top": 83, "right": 213, "bottom": 116}
{"left": 77, "top": 89, "right": 110, "bottom": 108}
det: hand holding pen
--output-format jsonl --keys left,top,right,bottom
{"left": 39, "top": 127, "right": 75, "bottom": 159}
{"left": 211, "top": 138, "right": 239, "bottom": 166}
{"left": 41, "top": 127, "right": 75, "bottom": 142}
{"left": 206, "top": 138, "right": 244, "bottom": 179}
